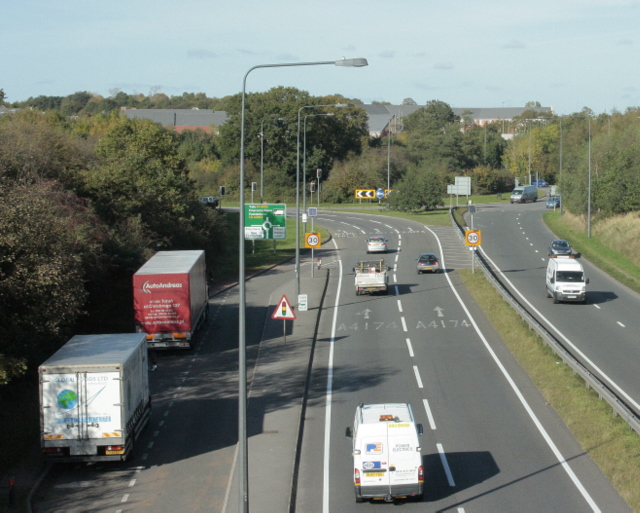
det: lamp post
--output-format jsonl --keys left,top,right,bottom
{"left": 260, "top": 116, "right": 284, "bottom": 204}
{"left": 238, "top": 57, "right": 367, "bottom": 513}
{"left": 387, "top": 115, "right": 393, "bottom": 194}
{"left": 588, "top": 117, "right": 592, "bottom": 239}
{"left": 559, "top": 117, "right": 564, "bottom": 214}
{"left": 296, "top": 102, "right": 350, "bottom": 300}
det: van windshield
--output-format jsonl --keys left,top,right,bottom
{"left": 511, "top": 190, "right": 522, "bottom": 195}
{"left": 556, "top": 271, "right": 584, "bottom": 282}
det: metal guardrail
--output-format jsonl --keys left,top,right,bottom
{"left": 449, "top": 207, "right": 640, "bottom": 436}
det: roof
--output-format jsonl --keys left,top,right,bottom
{"left": 360, "top": 403, "right": 413, "bottom": 424}
{"left": 40, "top": 334, "right": 146, "bottom": 368}
{"left": 135, "top": 250, "right": 205, "bottom": 275}
{"left": 122, "top": 108, "right": 228, "bottom": 131}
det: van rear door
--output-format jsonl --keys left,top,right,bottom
{"left": 387, "top": 425, "right": 421, "bottom": 493}
{"left": 359, "top": 433, "right": 390, "bottom": 491}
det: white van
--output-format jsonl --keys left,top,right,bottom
{"left": 510, "top": 185, "right": 538, "bottom": 204}
{"left": 345, "top": 403, "right": 424, "bottom": 503}
{"left": 546, "top": 255, "right": 589, "bottom": 303}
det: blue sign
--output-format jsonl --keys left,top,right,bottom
{"left": 376, "top": 188, "right": 385, "bottom": 199}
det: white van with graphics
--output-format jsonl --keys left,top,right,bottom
{"left": 546, "top": 255, "right": 589, "bottom": 304}
{"left": 510, "top": 185, "right": 538, "bottom": 203}
{"left": 345, "top": 403, "right": 424, "bottom": 503}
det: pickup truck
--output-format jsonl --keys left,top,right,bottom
{"left": 354, "top": 260, "right": 390, "bottom": 295}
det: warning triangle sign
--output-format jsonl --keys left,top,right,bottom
{"left": 272, "top": 295, "right": 296, "bottom": 320}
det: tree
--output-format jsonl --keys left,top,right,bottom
{"left": 388, "top": 163, "right": 446, "bottom": 211}
{"left": 0, "top": 88, "right": 5, "bottom": 104}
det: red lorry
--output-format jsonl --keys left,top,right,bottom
{"left": 133, "top": 250, "right": 208, "bottom": 349}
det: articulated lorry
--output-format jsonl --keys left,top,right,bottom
{"left": 39, "top": 333, "right": 151, "bottom": 462}
{"left": 133, "top": 250, "right": 208, "bottom": 349}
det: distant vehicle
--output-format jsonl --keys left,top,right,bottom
{"left": 510, "top": 185, "right": 538, "bottom": 204}
{"left": 416, "top": 253, "right": 440, "bottom": 274}
{"left": 201, "top": 196, "right": 219, "bottom": 208}
{"left": 346, "top": 403, "right": 424, "bottom": 503}
{"left": 546, "top": 196, "right": 560, "bottom": 209}
{"left": 354, "top": 260, "right": 389, "bottom": 295}
{"left": 366, "top": 236, "right": 388, "bottom": 253}
{"left": 548, "top": 239, "right": 572, "bottom": 257}
{"left": 531, "top": 179, "right": 549, "bottom": 187}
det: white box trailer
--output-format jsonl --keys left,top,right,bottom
{"left": 39, "top": 333, "right": 151, "bottom": 462}
{"left": 346, "top": 403, "right": 424, "bottom": 503}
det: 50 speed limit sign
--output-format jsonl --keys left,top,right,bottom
{"left": 305, "top": 232, "right": 321, "bottom": 248}
{"left": 465, "top": 230, "right": 481, "bottom": 246}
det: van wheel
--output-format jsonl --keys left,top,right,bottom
{"left": 546, "top": 289, "right": 552, "bottom": 298}
{"left": 553, "top": 294, "right": 559, "bottom": 304}
{"left": 355, "top": 495, "right": 365, "bottom": 503}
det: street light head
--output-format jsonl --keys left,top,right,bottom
{"left": 334, "top": 103, "right": 348, "bottom": 108}
{"left": 334, "top": 57, "right": 368, "bottom": 67}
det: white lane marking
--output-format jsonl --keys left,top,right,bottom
{"left": 393, "top": 274, "right": 397, "bottom": 283}
{"left": 394, "top": 285, "right": 399, "bottom": 296}
{"left": 413, "top": 366, "right": 424, "bottom": 388}
{"left": 406, "top": 338, "right": 414, "bottom": 357}
{"left": 395, "top": 254, "right": 399, "bottom": 262}
{"left": 594, "top": 304, "right": 601, "bottom": 310}
{"left": 617, "top": 321, "right": 626, "bottom": 328}
{"left": 427, "top": 227, "right": 601, "bottom": 512}
{"left": 121, "top": 494, "right": 129, "bottom": 503}
{"left": 401, "top": 317, "right": 408, "bottom": 332}
{"left": 128, "top": 479, "right": 136, "bottom": 487}
{"left": 323, "top": 240, "right": 344, "bottom": 513}
{"left": 437, "top": 444, "right": 456, "bottom": 486}
{"left": 479, "top": 247, "right": 640, "bottom": 414}
{"left": 423, "top": 399, "right": 436, "bottom": 430}
{"left": 397, "top": 300, "right": 403, "bottom": 313}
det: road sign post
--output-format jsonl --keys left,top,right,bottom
{"left": 272, "top": 295, "right": 296, "bottom": 344}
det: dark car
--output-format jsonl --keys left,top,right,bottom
{"left": 548, "top": 239, "right": 572, "bottom": 256}
{"left": 416, "top": 253, "right": 440, "bottom": 274}
{"left": 546, "top": 196, "right": 560, "bottom": 209}
{"left": 201, "top": 196, "right": 219, "bottom": 208}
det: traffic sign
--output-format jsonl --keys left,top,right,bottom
{"left": 305, "top": 232, "right": 321, "bottom": 248}
{"left": 376, "top": 188, "right": 385, "bottom": 199}
{"left": 308, "top": 207, "right": 317, "bottom": 217}
{"left": 272, "top": 295, "right": 296, "bottom": 320}
{"left": 355, "top": 189, "right": 375, "bottom": 198}
{"left": 244, "top": 204, "right": 286, "bottom": 240}
{"left": 465, "top": 230, "right": 482, "bottom": 246}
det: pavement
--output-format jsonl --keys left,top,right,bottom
{"left": 2, "top": 257, "right": 330, "bottom": 513}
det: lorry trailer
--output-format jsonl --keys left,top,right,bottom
{"left": 39, "top": 333, "right": 151, "bottom": 462}
{"left": 133, "top": 250, "right": 209, "bottom": 349}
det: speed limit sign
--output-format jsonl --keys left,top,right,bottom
{"left": 305, "top": 232, "right": 321, "bottom": 248}
{"left": 465, "top": 230, "right": 481, "bottom": 246}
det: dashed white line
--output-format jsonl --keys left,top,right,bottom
{"left": 413, "top": 366, "right": 424, "bottom": 388}
{"left": 128, "top": 479, "right": 136, "bottom": 487}
{"left": 406, "top": 338, "right": 414, "bottom": 357}
{"left": 617, "top": 321, "right": 626, "bottom": 328}
{"left": 397, "top": 300, "right": 403, "bottom": 313}
{"left": 437, "top": 444, "right": 456, "bottom": 486}
{"left": 401, "top": 317, "right": 408, "bottom": 332}
{"left": 423, "top": 399, "right": 436, "bottom": 430}
{"left": 121, "top": 494, "right": 130, "bottom": 503}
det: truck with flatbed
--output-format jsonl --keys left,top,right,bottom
{"left": 354, "top": 259, "right": 390, "bottom": 295}
{"left": 133, "top": 250, "right": 209, "bottom": 349}
{"left": 39, "top": 333, "right": 151, "bottom": 462}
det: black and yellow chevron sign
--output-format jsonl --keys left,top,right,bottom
{"left": 355, "top": 189, "right": 375, "bottom": 198}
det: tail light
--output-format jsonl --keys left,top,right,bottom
{"left": 354, "top": 468, "right": 361, "bottom": 485}
{"left": 418, "top": 466, "right": 424, "bottom": 483}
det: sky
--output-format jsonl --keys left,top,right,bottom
{"left": 2, "top": 0, "right": 639, "bottom": 115}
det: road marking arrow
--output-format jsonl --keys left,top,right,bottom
{"left": 434, "top": 306, "right": 444, "bottom": 317}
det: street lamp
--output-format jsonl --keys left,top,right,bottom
{"left": 588, "top": 116, "right": 592, "bottom": 239}
{"left": 237, "top": 56, "right": 367, "bottom": 513}
{"left": 296, "top": 102, "right": 349, "bottom": 300}
{"left": 387, "top": 115, "right": 393, "bottom": 194}
{"left": 260, "top": 116, "right": 284, "bottom": 203}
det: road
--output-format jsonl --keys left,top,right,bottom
{"left": 295, "top": 210, "right": 629, "bottom": 512}
{"left": 30, "top": 206, "right": 631, "bottom": 512}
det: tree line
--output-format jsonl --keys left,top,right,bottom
{"left": 1, "top": 88, "right": 639, "bottom": 385}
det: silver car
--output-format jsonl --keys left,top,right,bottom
{"left": 548, "top": 239, "right": 572, "bottom": 256}
{"left": 416, "top": 253, "right": 440, "bottom": 274}
{"left": 366, "top": 236, "right": 388, "bottom": 254}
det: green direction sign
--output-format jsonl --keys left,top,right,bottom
{"left": 244, "top": 204, "right": 287, "bottom": 240}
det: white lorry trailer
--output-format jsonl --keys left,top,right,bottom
{"left": 354, "top": 260, "right": 390, "bottom": 295}
{"left": 39, "top": 333, "right": 151, "bottom": 462}
{"left": 346, "top": 403, "right": 424, "bottom": 503}
{"left": 133, "top": 250, "right": 208, "bottom": 349}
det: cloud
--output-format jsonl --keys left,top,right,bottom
{"left": 617, "top": 38, "right": 633, "bottom": 45}
{"left": 378, "top": 50, "right": 396, "bottom": 59}
{"left": 502, "top": 39, "right": 526, "bottom": 49}
{"left": 187, "top": 49, "right": 218, "bottom": 59}
{"left": 434, "top": 62, "right": 453, "bottom": 70}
